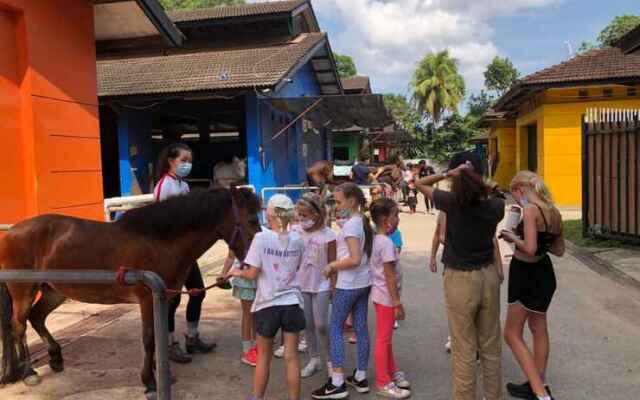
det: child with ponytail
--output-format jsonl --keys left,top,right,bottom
{"left": 500, "top": 171, "right": 564, "bottom": 400}
{"left": 295, "top": 194, "right": 337, "bottom": 378}
{"left": 369, "top": 198, "right": 411, "bottom": 399}
{"left": 312, "top": 183, "right": 373, "bottom": 399}
{"left": 227, "top": 194, "right": 305, "bottom": 400}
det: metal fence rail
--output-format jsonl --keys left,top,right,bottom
{"left": 0, "top": 269, "right": 171, "bottom": 400}
{"left": 582, "top": 108, "right": 640, "bottom": 242}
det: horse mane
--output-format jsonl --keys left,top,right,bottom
{"left": 115, "top": 187, "right": 260, "bottom": 238}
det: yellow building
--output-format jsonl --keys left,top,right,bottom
{"left": 486, "top": 36, "right": 640, "bottom": 207}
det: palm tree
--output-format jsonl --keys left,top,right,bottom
{"left": 411, "top": 50, "right": 465, "bottom": 124}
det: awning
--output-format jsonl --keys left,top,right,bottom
{"left": 264, "top": 94, "right": 393, "bottom": 131}
{"left": 94, "top": 0, "right": 183, "bottom": 46}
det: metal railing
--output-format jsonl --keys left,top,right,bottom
{"left": 0, "top": 269, "right": 171, "bottom": 400}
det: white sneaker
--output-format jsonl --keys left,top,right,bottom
{"left": 377, "top": 382, "right": 411, "bottom": 399}
{"left": 301, "top": 358, "right": 321, "bottom": 378}
{"left": 444, "top": 336, "right": 452, "bottom": 353}
{"left": 298, "top": 337, "right": 308, "bottom": 353}
{"left": 273, "top": 344, "right": 285, "bottom": 358}
{"left": 393, "top": 320, "right": 399, "bottom": 330}
{"left": 393, "top": 371, "right": 411, "bottom": 389}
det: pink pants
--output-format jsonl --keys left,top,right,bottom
{"left": 374, "top": 302, "right": 398, "bottom": 388}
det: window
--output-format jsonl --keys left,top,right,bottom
{"left": 527, "top": 124, "right": 538, "bottom": 172}
{"left": 578, "top": 89, "right": 589, "bottom": 99}
{"left": 628, "top": 87, "right": 637, "bottom": 97}
{"left": 603, "top": 88, "right": 613, "bottom": 97}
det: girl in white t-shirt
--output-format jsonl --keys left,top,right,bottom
{"left": 312, "top": 183, "right": 373, "bottom": 399}
{"left": 369, "top": 198, "right": 411, "bottom": 399}
{"left": 295, "top": 194, "right": 337, "bottom": 379}
{"left": 227, "top": 194, "right": 305, "bottom": 400}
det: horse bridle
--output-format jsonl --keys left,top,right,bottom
{"left": 228, "top": 192, "right": 249, "bottom": 254}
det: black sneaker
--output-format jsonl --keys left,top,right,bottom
{"left": 506, "top": 381, "right": 552, "bottom": 400}
{"left": 346, "top": 370, "right": 370, "bottom": 394}
{"left": 312, "top": 379, "right": 349, "bottom": 399}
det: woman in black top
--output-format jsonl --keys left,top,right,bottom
{"left": 416, "top": 151, "right": 504, "bottom": 400}
{"left": 500, "top": 171, "right": 565, "bottom": 400}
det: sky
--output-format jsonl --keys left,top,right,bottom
{"left": 288, "top": 0, "right": 638, "bottom": 102}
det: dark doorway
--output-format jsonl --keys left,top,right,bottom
{"left": 527, "top": 124, "right": 537, "bottom": 172}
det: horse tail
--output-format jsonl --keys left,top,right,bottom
{"left": 0, "top": 237, "right": 19, "bottom": 384}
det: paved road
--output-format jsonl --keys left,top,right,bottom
{"left": 1, "top": 207, "right": 640, "bottom": 399}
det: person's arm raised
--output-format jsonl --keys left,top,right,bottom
{"left": 416, "top": 162, "right": 470, "bottom": 200}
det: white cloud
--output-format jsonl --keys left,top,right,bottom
{"left": 305, "top": 0, "right": 561, "bottom": 96}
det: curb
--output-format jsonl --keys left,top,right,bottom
{"left": 566, "top": 241, "right": 640, "bottom": 292}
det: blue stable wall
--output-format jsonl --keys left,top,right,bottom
{"left": 245, "top": 62, "right": 324, "bottom": 198}
{"left": 117, "top": 110, "right": 153, "bottom": 196}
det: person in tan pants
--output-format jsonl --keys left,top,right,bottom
{"left": 417, "top": 151, "right": 505, "bottom": 400}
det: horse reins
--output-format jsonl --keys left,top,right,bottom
{"left": 116, "top": 191, "right": 249, "bottom": 297}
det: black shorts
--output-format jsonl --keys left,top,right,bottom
{"left": 508, "top": 255, "right": 557, "bottom": 313}
{"left": 254, "top": 304, "right": 306, "bottom": 338}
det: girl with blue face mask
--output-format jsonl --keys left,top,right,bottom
{"left": 154, "top": 143, "right": 216, "bottom": 364}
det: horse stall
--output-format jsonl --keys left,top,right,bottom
{"left": 99, "top": 95, "right": 248, "bottom": 199}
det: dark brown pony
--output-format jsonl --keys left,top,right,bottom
{"left": 0, "top": 187, "right": 261, "bottom": 394}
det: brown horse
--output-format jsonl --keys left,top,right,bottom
{"left": 0, "top": 187, "right": 261, "bottom": 395}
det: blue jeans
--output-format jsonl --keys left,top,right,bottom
{"left": 329, "top": 287, "right": 371, "bottom": 370}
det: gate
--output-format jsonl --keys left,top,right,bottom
{"left": 0, "top": 269, "right": 172, "bottom": 400}
{"left": 582, "top": 108, "right": 640, "bottom": 242}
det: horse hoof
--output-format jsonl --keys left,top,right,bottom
{"left": 49, "top": 359, "right": 64, "bottom": 373}
{"left": 144, "top": 390, "right": 158, "bottom": 400}
{"left": 23, "top": 374, "right": 41, "bottom": 386}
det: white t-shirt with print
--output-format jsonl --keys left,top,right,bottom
{"left": 154, "top": 174, "right": 189, "bottom": 201}
{"left": 298, "top": 227, "right": 337, "bottom": 293}
{"left": 370, "top": 234, "right": 401, "bottom": 307}
{"left": 336, "top": 214, "right": 371, "bottom": 289}
{"left": 244, "top": 228, "right": 304, "bottom": 313}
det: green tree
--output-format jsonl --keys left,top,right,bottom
{"left": 383, "top": 94, "right": 426, "bottom": 156}
{"left": 411, "top": 50, "right": 465, "bottom": 124}
{"left": 597, "top": 14, "right": 640, "bottom": 47}
{"left": 423, "top": 114, "right": 476, "bottom": 164}
{"left": 333, "top": 53, "right": 357, "bottom": 78}
{"left": 484, "top": 56, "right": 519, "bottom": 96}
{"left": 577, "top": 41, "right": 597, "bottom": 54}
{"left": 467, "top": 90, "right": 495, "bottom": 119}
{"left": 159, "top": 0, "right": 244, "bottom": 10}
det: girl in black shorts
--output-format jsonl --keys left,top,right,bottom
{"left": 500, "top": 171, "right": 565, "bottom": 400}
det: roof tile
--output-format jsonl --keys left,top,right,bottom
{"left": 97, "top": 33, "right": 326, "bottom": 97}
{"left": 519, "top": 47, "right": 640, "bottom": 85}
{"left": 168, "top": 0, "right": 308, "bottom": 23}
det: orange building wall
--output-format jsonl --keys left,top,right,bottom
{"left": 0, "top": 0, "right": 103, "bottom": 226}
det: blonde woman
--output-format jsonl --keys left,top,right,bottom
{"left": 500, "top": 171, "right": 565, "bottom": 400}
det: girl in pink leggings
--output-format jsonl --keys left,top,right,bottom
{"left": 369, "top": 198, "right": 411, "bottom": 399}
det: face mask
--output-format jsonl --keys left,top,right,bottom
{"left": 301, "top": 219, "right": 315, "bottom": 230}
{"left": 519, "top": 197, "right": 529, "bottom": 206}
{"left": 336, "top": 217, "right": 348, "bottom": 228}
{"left": 336, "top": 209, "right": 352, "bottom": 219}
{"left": 386, "top": 225, "right": 398, "bottom": 236}
{"left": 176, "top": 162, "right": 192, "bottom": 178}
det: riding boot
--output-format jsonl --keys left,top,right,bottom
{"left": 185, "top": 334, "right": 217, "bottom": 354}
{"left": 168, "top": 342, "right": 192, "bottom": 364}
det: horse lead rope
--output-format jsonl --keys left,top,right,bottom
{"left": 115, "top": 191, "right": 246, "bottom": 297}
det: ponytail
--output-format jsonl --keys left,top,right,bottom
{"left": 336, "top": 183, "right": 373, "bottom": 259}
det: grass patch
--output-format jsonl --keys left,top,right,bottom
{"left": 563, "top": 219, "right": 627, "bottom": 249}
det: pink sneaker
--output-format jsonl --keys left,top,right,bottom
{"left": 241, "top": 346, "right": 257, "bottom": 367}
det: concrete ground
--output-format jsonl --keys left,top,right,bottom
{"left": 2, "top": 198, "right": 640, "bottom": 399}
